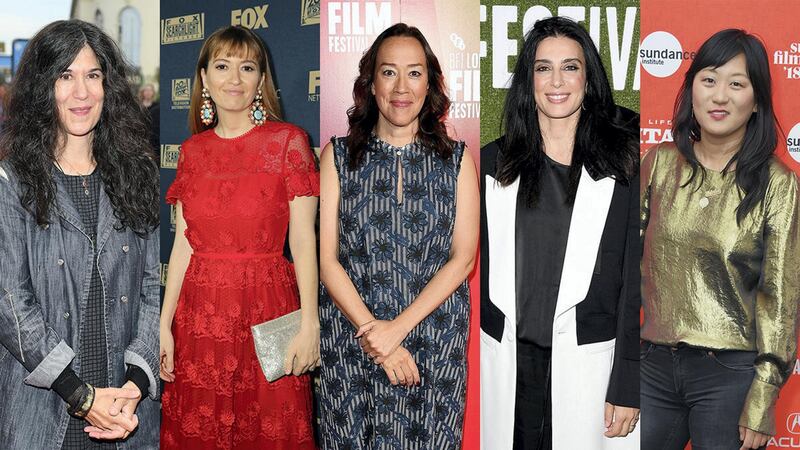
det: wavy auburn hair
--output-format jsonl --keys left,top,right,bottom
{"left": 346, "top": 23, "right": 453, "bottom": 169}
{"left": 188, "top": 26, "right": 281, "bottom": 135}
{"left": 0, "top": 20, "right": 158, "bottom": 235}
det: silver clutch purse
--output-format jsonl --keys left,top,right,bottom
{"left": 251, "top": 309, "right": 302, "bottom": 382}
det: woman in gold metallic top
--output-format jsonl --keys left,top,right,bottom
{"left": 640, "top": 29, "right": 800, "bottom": 450}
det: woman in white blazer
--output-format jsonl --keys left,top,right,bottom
{"left": 480, "top": 16, "right": 640, "bottom": 450}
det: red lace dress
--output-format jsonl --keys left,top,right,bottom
{"left": 161, "top": 122, "right": 319, "bottom": 450}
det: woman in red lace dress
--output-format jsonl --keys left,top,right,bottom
{"left": 159, "top": 26, "right": 320, "bottom": 449}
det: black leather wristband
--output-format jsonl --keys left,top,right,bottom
{"left": 125, "top": 364, "right": 150, "bottom": 398}
{"left": 52, "top": 366, "right": 84, "bottom": 407}
{"left": 66, "top": 383, "right": 95, "bottom": 418}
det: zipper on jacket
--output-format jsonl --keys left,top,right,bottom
{"left": 3, "top": 287, "right": 25, "bottom": 363}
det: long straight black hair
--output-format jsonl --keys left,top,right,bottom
{"left": 495, "top": 16, "right": 638, "bottom": 207}
{"left": 672, "top": 29, "right": 777, "bottom": 224}
{"left": 0, "top": 20, "right": 159, "bottom": 235}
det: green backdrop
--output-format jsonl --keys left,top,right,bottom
{"left": 480, "top": 1, "right": 640, "bottom": 145}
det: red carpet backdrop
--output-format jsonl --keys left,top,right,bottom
{"left": 641, "top": 1, "right": 800, "bottom": 448}
{"left": 321, "top": 1, "right": 481, "bottom": 448}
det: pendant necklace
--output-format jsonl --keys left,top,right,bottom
{"left": 699, "top": 185, "right": 723, "bottom": 209}
{"left": 57, "top": 158, "right": 95, "bottom": 196}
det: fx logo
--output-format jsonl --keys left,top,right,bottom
{"left": 232, "top": 5, "right": 269, "bottom": 29}
{"left": 787, "top": 413, "right": 800, "bottom": 434}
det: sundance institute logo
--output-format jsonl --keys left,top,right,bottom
{"left": 302, "top": 0, "right": 320, "bottom": 26}
{"left": 161, "top": 13, "right": 205, "bottom": 44}
{"left": 161, "top": 144, "right": 181, "bottom": 169}
{"left": 171, "top": 78, "right": 191, "bottom": 110}
{"left": 788, "top": 123, "right": 800, "bottom": 165}
{"left": 639, "top": 31, "right": 693, "bottom": 78}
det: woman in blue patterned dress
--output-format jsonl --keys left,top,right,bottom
{"left": 318, "top": 23, "right": 479, "bottom": 449}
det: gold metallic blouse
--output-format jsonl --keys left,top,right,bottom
{"left": 641, "top": 144, "right": 800, "bottom": 435}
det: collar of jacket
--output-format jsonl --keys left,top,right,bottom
{"left": 52, "top": 166, "right": 119, "bottom": 252}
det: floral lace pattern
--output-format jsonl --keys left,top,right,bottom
{"left": 162, "top": 122, "right": 319, "bottom": 449}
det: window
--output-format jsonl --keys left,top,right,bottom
{"left": 94, "top": 9, "right": 104, "bottom": 30}
{"left": 119, "top": 7, "right": 141, "bottom": 67}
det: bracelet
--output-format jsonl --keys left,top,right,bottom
{"left": 67, "top": 383, "right": 95, "bottom": 418}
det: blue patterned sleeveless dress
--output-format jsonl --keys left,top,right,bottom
{"left": 318, "top": 135, "right": 470, "bottom": 449}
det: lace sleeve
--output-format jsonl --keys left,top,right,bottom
{"left": 283, "top": 128, "right": 320, "bottom": 200}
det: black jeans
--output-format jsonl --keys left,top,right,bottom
{"left": 513, "top": 341, "right": 552, "bottom": 450}
{"left": 640, "top": 342, "right": 763, "bottom": 450}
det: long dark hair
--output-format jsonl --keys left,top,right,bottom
{"left": 672, "top": 29, "right": 777, "bottom": 224}
{"left": 188, "top": 26, "right": 281, "bottom": 135}
{"left": 0, "top": 20, "right": 158, "bottom": 235}
{"left": 346, "top": 23, "right": 453, "bottom": 169}
{"left": 495, "top": 16, "right": 638, "bottom": 206}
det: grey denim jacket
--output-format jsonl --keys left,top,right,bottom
{"left": 0, "top": 161, "right": 160, "bottom": 449}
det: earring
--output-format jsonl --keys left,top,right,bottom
{"left": 200, "top": 87, "right": 215, "bottom": 126}
{"left": 249, "top": 88, "right": 266, "bottom": 126}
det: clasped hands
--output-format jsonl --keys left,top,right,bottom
{"left": 356, "top": 319, "right": 420, "bottom": 387}
{"left": 83, "top": 381, "right": 142, "bottom": 440}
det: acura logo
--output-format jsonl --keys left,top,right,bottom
{"left": 787, "top": 413, "right": 800, "bottom": 434}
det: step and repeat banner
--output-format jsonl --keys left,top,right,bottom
{"left": 320, "top": 1, "right": 481, "bottom": 447}
{"left": 159, "top": 0, "right": 319, "bottom": 283}
{"left": 640, "top": 1, "right": 800, "bottom": 449}
{"left": 480, "top": 0, "right": 640, "bottom": 147}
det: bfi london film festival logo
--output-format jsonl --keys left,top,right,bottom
{"left": 161, "top": 144, "right": 181, "bottom": 170}
{"left": 301, "top": 0, "right": 320, "bottom": 26}
{"left": 161, "top": 13, "right": 205, "bottom": 45}
{"left": 232, "top": 5, "right": 269, "bottom": 29}
{"left": 308, "top": 70, "right": 320, "bottom": 102}
{"left": 788, "top": 123, "right": 800, "bottom": 165}
{"left": 327, "top": 1, "right": 392, "bottom": 53}
{"left": 639, "top": 31, "right": 693, "bottom": 78}
{"left": 171, "top": 78, "right": 191, "bottom": 111}
{"left": 448, "top": 33, "right": 479, "bottom": 119}
{"left": 482, "top": 6, "right": 638, "bottom": 91}
{"left": 773, "top": 42, "right": 800, "bottom": 79}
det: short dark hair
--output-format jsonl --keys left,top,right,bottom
{"left": 345, "top": 23, "right": 453, "bottom": 169}
{"left": 494, "top": 16, "right": 638, "bottom": 206}
{"left": 672, "top": 29, "right": 777, "bottom": 223}
{"left": 0, "top": 19, "right": 158, "bottom": 234}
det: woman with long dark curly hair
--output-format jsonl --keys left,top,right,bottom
{"left": 0, "top": 20, "right": 160, "bottom": 449}
{"left": 318, "top": 22, "right": 479, "bottom": 449}
{"left": 159, "top": 26, "right": 319, "bottom": 449}
{"left": 480, "top": 16, "right": 640, "bottom": 449}
{"left": 641, "top": 29, "right": 799, "bottom": 450}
